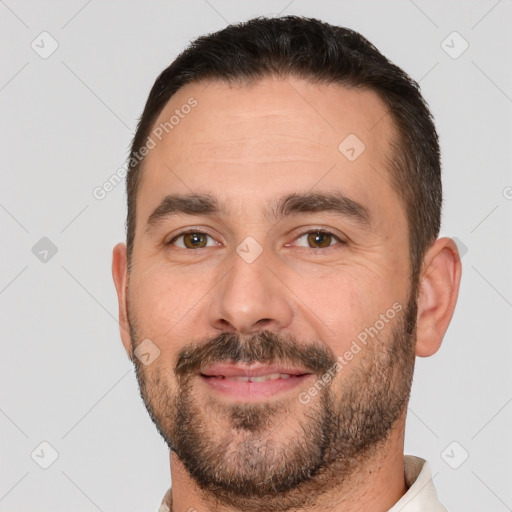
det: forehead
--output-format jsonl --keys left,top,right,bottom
{"left": 154, "top": 77, "right": 391, "bottom": 159}
{"left": 136, "top": 76, "right": 400, "bottom": 225}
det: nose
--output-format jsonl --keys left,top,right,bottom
{"left": 207, "top": 246, "right": 293, "bottom": 335}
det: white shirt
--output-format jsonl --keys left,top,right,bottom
{"left": 158, "top": 455, "right": 447, "bottom": 511}
{"left": 388, "top": 455, "right": 447, "bottom": 512}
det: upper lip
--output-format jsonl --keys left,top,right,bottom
{"left": 200, "top": 363, "right": 312, "bottom": 378}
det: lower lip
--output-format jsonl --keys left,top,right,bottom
{"left": 199, "top": 374, "right": 313, "bottom": 400}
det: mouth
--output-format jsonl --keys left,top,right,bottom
{"left": 199, "top": 363, "right": 313, "bottom": 400}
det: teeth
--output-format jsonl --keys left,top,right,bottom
{"left": 222, "top": 373, "right": 293, "bottom": 382}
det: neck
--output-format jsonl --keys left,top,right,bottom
{"left": 167, "top": 419, "right": 407, "bottom": 512}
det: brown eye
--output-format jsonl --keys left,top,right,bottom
{"left": 183, "top": 233, "right": 207, "bottom": 248}
{"left": 170, "top": 232, "right": 215, "bottom": 249}
{"left": 291, "top": 230, "right": 344, "bottom": 250}
{"left": 306, "top": 231, "right": 335, "bottom": 248}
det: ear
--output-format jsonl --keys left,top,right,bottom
{"left": 415, "top": 237, "right": 462, "bottom": 357}
{"left": 112, "top": 242, "right": 133, "bottom": 360}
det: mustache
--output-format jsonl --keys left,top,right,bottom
{"left": 174, "top": 330, "right": 337, "bottom": 378}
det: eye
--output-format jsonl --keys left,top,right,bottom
{"left": 168, "top": 231, "right": 218, "bottom": 249}
{"left": 293, "top": 230, "right": 344, "bottom": 249}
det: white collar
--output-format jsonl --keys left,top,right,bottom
{"left": 388, "top": 455, "right": 447, "bottom": 512}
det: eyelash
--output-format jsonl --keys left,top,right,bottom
{"left": 166, "top": 229, "right": 346, "bottom": 251}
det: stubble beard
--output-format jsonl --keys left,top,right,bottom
{"left": 129, "top": 295, "right": 417, "bottom": 511}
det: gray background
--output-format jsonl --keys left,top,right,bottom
{"left": 1, "top": 1, "right": 511, "bottom": 511}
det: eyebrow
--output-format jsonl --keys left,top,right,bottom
{"left": 145, "top": 191, "right": 372, "bottom": 231}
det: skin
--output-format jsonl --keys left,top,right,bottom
{"left": 112, "top": 76, "right": 462, "bottom": 511}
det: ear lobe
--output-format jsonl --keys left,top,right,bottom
{"left": 415, "top": 237, "right": 462, "bottom": 357}
{"left": 112, "top": 242, "right": 133, "bottom": 360}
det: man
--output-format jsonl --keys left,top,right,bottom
{"left": 112, "top": 15, "right": 461, "bottom": 512}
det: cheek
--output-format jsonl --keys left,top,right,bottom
{"left": 293, "top": 270, "right": 401, "bottom": 356}
{"left": 136, "top": 361, "right": 178, "bottom": 415}
{"left": 128, "top": 263, "right": 207, "bottom": 346}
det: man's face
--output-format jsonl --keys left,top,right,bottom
{"left": 124, "top": 77, "right": 416, "bottom": 504}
